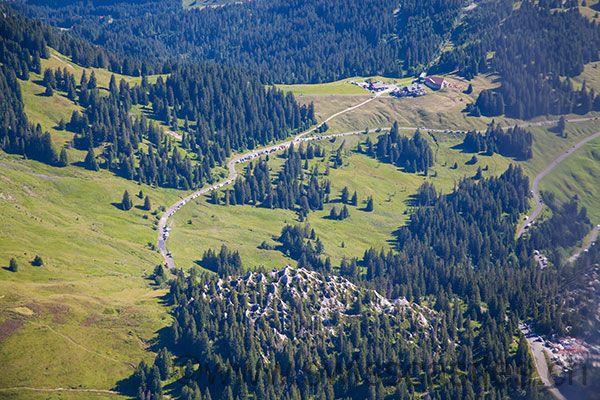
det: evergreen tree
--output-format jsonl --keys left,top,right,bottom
{"left": 341, "top": 186, "right": 349, "bottom": 204}
{"left": 9, "top": 258, "right": 18, "bottom": 272}
{"left": 366, "top": 196, "right": 374, "bottom": 212}
{"left": 557, "top": 116, "right": 566, "bottom": 137}
{"left": 143, "top": 195, "right": 151, "bottom": 211}
{"left": 58, "top": 148, "right": 68, "bottom": 167}
{"left": 32, "top": 255, "right": 43, "bottom": 266}
{"left": 84, "top": 148, "right": 98, "bottom": 171}
{"left": 155, "top": 347, "right": 172, "bottom": 380}
{"left": 121, "top": 190, "right": 133, "bottom": 211}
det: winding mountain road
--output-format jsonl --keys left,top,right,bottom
{"left": 567, "top": 224, "right": 600, "bottom": 263}
{"left": 517, "top": 129, "right": 600, "bottom": 238}
{"left": 158, "top": 89, "right": 394, "bottom": 269}
{"left": 157, "top": 95, "right": 600, "bottom": 270}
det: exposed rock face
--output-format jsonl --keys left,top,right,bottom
{"left": 199, "top": 266, "right": 432, "bottom": 342}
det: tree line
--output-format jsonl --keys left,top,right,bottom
{"left": 17, "top": 0, "right": 465, "bottom": 83}
{"left": 462, "top": 123, "right": 533, "bottom": 160}
{"left": 214, "top": 142, "right": 373, "bottom": 221}
{"left": 436, "top": 1, "right": 600, "bottom": 119}
{"left": 361, "top": 123, "right": 434, "bottom": 174}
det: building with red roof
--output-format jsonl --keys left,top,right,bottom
{"left": 424, "top": 76, "right": 448, "bottom": 90}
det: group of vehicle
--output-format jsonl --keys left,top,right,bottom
{"left": 234, "top": 146, "right": 284, "bottom": 164}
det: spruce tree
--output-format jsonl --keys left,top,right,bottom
{"left": 32, "top": 255, "right": 43, "bottom": 266}
{"left": 340, "top": 204, "right": 350, "bottom": 220}
{"left": 351, "top": 191, "right": 358, "bottom": 206}
{"left": 58, "top": 149, "right": 68, "bottom": 167}
{"left": 9, "top": 258, "right": 18, "bottom": 272}
{"left": 121, "top": 190, "right": 133, "bottom": 211}
{"left": 557, "top": 116, "right": 566, "bottom": 137}
{"left": 155, "top": 347, "right": 173, "bottom": 380}
{"left": 329, "top": 207, "right": 338, "bottom": 220}
{"left": 341, "top": 186, "right": 349, "bottom": 204}
{"left": 143, "top": 195, "right": 152, "bottom": 211}
{"left": 85, "top": 148, "right": 98, "bottom": 171}
{"left": 366, "top": 196, "right": 374, "bottom": 212}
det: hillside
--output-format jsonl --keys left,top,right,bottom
{"left": 2, "top": 1, "right": 600, "bottom": 399}
{"left": 19, "top": 0, "right": 464, "bottom": 82}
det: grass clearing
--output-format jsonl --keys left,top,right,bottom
{"left": 0, "top": 154, "right": 182, "bottom": 394}
{"left": 539, "top": 133, "right": 600, "bottom": 222}
{"left": 20, "top": 49, "right": 165, "bottom": 152}
{"left": 168, "top": 129, "right": 516, "bottom": 269}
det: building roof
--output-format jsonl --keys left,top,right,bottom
{"left": 426, "top": 76, "right": 446, "bottom": 86}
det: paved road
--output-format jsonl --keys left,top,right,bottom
{"left": 158, "top": 89, "right": 394, "bottom": 270}
{"left": 158, "top": 109, "right": 600, "bottom": 269}
{"left": 567, "top": 225, "right": 600, "bottom": 263}
{"left": 158, "top": 115, "right": 600, "bottom": 269}
{"left": 517, "top": 129, "right": 600, "bottom": 238}
{"left": 520, "top": 323, "right": 568, "bottom": 400}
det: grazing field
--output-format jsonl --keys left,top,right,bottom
{"left": 167, "top": 129, "right": 515, "bottom": 270}
{"left": 166, "top": 116, "right": 600, "bottom": 272}
{"left": 0, "top": 154, "right": 181, "bottom": 395}
{"left": 276, "top": 76, "right": 414, "bottom": 96}
{"left": 3, "top": 46, "right": 600, "bottom": 397}
{"left": 292, "top": 74, "right": 502, "bottom": 133}
{"left": 21, "top": 49, "right": 165, "bottom": 153}
{"left": 539, "top": 134, "right": 600, "bottom": 222}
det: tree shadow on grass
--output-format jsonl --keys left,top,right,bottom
{"left": 110, "top": 202, "right": 125, "bottom": 211}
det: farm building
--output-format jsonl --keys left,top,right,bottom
{"left": 424, "top": 76, "right": 448, "bottom": 90}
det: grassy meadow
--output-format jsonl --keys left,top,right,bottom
{"left": 0, "top": 154, "right": 182, "bottom": 396}
{"left": 2, "top": 44, "right": 600, "bottom": 399}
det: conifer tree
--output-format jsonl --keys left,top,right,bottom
{"left": 143, "top": 195, "right": 151, "bottom": 211}
{"left": 121, "top": 190, "right": 133, "bottom": 210}
{"left": 366, "top": 196, "right": 374, "bottom": 212}
{"left": 341, "top": 187, "right": 349, "bottom": 204}
{"left": 58, "top": 149, "right": 68, "bottom": 167}
{"left": 9, "top": 258, "right": 18, "bottom": 272}
{"left": 84, "top": 148, "right": 98, "bottom": 171}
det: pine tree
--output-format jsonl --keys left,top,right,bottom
{"left": 9, "top": 258, "right": 18, "bottom": 272}
{"left": 366, "top": 196, "right": 374, "bottom": 212}
{"left": 351, "top": 191, "right": 357, "bottom": 206}
{"left": 340, "top": 204, "right": 350, "bottom": 220}
{"left": 329, "top": 207, "right": 338, "bottom": 220}
{"left": 155, "top": 347, "right": 173, "bottom": 380}
{"left": 58, "top": 149, "right": 68, "bottom": 167}
{"left": 32, "top": 255, "right": 43, "bottom": 266}
{"left": 341, "top": 186, "right": 349, "bottom": 204}
{"left": 122, "top": 190, "right": 133, "bottom": 211}
{"left": 89, "top": 71, "right": 97, "bottom": 89}
{"left": 143, "top": 195, "right": 152, "bottom": 211}
{"left": 557, "top": 116, "right": 566, "bottom": 137}
{"left": 85, "top": 148, "right": 98, "bottom": 171}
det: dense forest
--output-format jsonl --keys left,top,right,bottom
{"left": 217, "top": 143, "right": 332, "bottom": 218}
{"left": 18, "top": 0, "right": 465, "bottom": 82}
{"left": 436, "top": 0, "right": 600, "bottom": 119}
{"left": 461, "top": 123, "right": 533, "bottom": 160}
{"left": 0, "top": 4, "right": 165, "bottom": 76}
{"left": 361, "top": 123, "right": 434, "bottom": 173}
{"left": 0, "top": 6, "right": 58, "bottom": 165}
{"left": 124, "top": 263, "right": 547, "bottom": 400}
{"left": 121, "top": 164, "right": 595, "bottom": 399}
{"left": 66, "top": 64, "right": 314, "bottom": 188}
{"left": 0, "top": 7, "right": 314, "bottom": 188}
